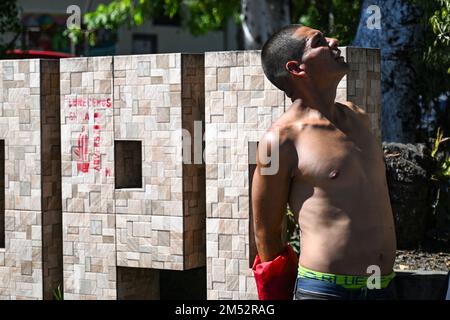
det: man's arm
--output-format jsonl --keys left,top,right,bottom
{"left": 251, "top": 128, "right": 299, "bottom": 300}
{"left": 252, "top": 129, "right": 296, "bottom": 262}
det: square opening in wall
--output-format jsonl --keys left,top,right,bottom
{"left": 114, "top": 140, "right": 142, "bottom": 189}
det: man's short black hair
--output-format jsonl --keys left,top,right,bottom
{"left": 261, "top": 24, "right": 306, "bottom": 97}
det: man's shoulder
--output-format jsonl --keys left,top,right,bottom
{"left": 260, "top": 122, "right": 294, "bottom": 151}
{"left": 338, "top": 101, "right": 367, "bottom": 115}
{"left": 338, "top": 101, "right": 371, "bottom": 127}
{"left": 258, "top": 121, "right": 298, "bottom": 168}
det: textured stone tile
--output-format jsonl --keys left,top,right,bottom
{"left": 0, "top": 59, "right": 62, "bottom": 300}
{"left": 59, "top": 54, "right": 206, "bottom": 298}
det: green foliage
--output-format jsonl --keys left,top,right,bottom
{"left": 184, "top": 0, "right": 241, "bottom": 36}
{"left": 66, "top": 0, "right": 362, "bottom": 48}
{"left": 286, "top": 207, "right": 300, "bottom": 255}
{"left": 416, "top": 0, "right": 450, "bottom": 84}
{"left": 291, "top": 0, "right": 362, "bottom": 45}
{"left": 431, "top": 128, "right": 450, "bottom": 182}
{"left": 429, "top": 128, "right": 450, "bottom": 245}
{"left": 432, "top": 128, "right": 450, "bottom": 158}
{"left": 65, "top": 0, "right": 240, "bottom": 45}
{"left": 430, "top": 0, "right": 450, "bottom": 49}
{"left": 411, "top": 0, "right": 450, "bottom": 140}
{"left": 0, "top": 0, "right": 22, "bottom": 55}
{"left": 429, "top": 0, "right": 450, "bottom": 76}
{"left": 53, "top": 284, "right": 64, "bottom": 300}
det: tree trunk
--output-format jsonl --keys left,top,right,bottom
{"left": 241, "top": 0, "right": 291, "bottom": 50}
{"left": 353, "top": 0, "right": 423, "bottom": 143}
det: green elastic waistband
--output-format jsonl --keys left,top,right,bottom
{"left": 298, "top": 265, "right": 396, "bottom": 290}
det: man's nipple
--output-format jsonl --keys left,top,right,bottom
{"left": 329, "top": 169, "right": 339, "bottom": 179}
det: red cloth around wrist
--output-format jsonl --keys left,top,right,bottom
{"left": 252, "top": 244, "right": 299, "bottom": 300}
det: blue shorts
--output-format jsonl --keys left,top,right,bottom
{"left": 293, "top": 276, "right": 397, "bottom": 300}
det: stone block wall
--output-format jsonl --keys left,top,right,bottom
{"left": 60, "top": 56, "right": 116, "bottom": 300}
{"left": 60, "top": 54, "right": 205, "bottom": 300}
{"left": 40, "top": 61, "right": 63, "bottom": 300}
{"left": 336, "top": 47, "right": 382, "bottom": 142}
{"left": 181, "top": 55, "right": 206, "bottom": 270}
{"left": 0, "top": 140, "right": 4, "bottom": 250}
{"left": 0, "top": 59, "right": 62, "bottom": 299}
{"left": 205, "top": 48, "right": 381, "bottom": 300}
{"left": 205, "top": 51, "right": 287, "bottom": 300}
{"left": 113, "top": 53, "right": 205, "bottom": 271}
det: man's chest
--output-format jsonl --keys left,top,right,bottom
{"left": 293, "top": 125, "right": 385, "bottom": 186}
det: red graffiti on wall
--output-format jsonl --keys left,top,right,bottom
{"left": 93, "top": 112, "right": 101, "bottom": 171}
{"left": 74, "top": 126, "right": 90, "bottom": 173}
{"left": 67, "top": 96, "right": 111, "bottom": 176}
{"left": 66, "top": 97, "right": 111, "bottom": 108}
{"left": 69, "top": 112, "right": 77, "bottom": 121}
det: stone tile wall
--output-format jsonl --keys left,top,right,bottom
{"left": 61, "top": 54, "right": 205, "bottom": 299}
{"left": 205, "top": 51, "right": 287, "bottom": 300}
{"left": 40, "top": 60, "right": 63, "bottom": 300}
{"left": 0, "top": 59, "right": 62, "bottom": 300}
{"left": 113, "top": 54, "right": 205, "bottom": 271}
{"left": 60, "top": 56, "right": 116, "bottom": 300}
{"left": 181, "top": 55, "right": 206, "bottom": 270}
{"left": 336, "top": 47, "right": 382, "bottom": 142}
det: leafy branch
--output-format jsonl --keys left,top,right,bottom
{"left": 430, "top": 0, "right": 450, "bottom": 47}
{"left": 0, "top": 0, "right": 23, "bottom": 56}
{"left": 64, "top": 0, "right": 240, "bottom": 46}
{"left": 53, "top": 284, "right": 64, "bottom": 300}
{"left": 431, "top": 127, "right": 450, "bottom": 181}
{"left": 286, "top": 207, "right": 300, "bottom": 255}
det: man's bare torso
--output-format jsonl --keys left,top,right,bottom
{"left": 275, "top": 101, "right": 396, "bottom": 276}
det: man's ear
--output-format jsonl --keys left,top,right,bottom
{"left": 285, "top": 61, "right": 304, "bottom": 76}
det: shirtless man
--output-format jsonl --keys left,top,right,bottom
{"left": 251, "top": 25, "right": 397, "bottom": 300}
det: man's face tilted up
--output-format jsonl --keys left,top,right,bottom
{"left": 285, "top": 26, "right": 350, "bottom": 95}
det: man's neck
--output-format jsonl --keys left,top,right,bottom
{"left": 290, "top": 82, "right": 339, "bottom": 122}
